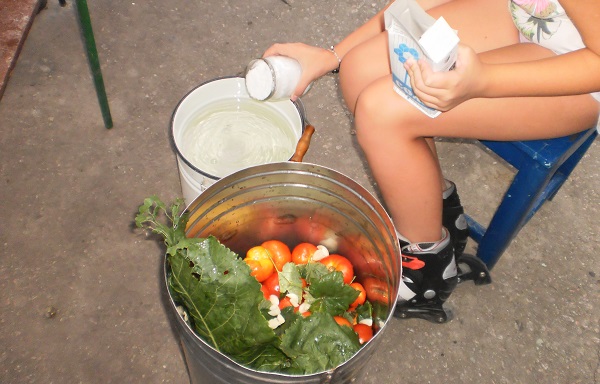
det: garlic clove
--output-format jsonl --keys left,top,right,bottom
{"left": 312, "top": 245, "right": 330, "bottom": 261}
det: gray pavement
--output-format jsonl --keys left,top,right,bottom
{"left": 1, "top": 1, "right": 598, "bottom": 383}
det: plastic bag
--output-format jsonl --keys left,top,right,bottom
{"left": 385, "top": 0, "right": 459, "bottom": 118}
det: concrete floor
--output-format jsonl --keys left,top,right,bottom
{"left": 1, "top": 1, "right": 599, "bottom": 383}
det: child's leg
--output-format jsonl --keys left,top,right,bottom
{"left": 351, "top": 58, "right": 599, "bottom": 242}
{"left": 340, "top": 0, "right": 519, "bottom": 113}
{"left": 349, "top": 42, "right": 598, "bottom": 320}
{"left": 340, "top": 0, "right": 599, "bottom": 242}
{"left": 339, "top": 0, "right": 599, "bottom": 321}
{"left": 339, "top": 0, "right": 523, "bottom": 242}
{"left": 339, "top": 32, "right": 391, "bottom": 115}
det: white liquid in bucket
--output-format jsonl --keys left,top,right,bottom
{"left": 180, "top": 98, "right": 297, "bottom": 178}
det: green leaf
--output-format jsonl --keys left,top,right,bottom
{"left": 229, "top": 343, "right": 292, "bottom": 373}
{"left": 135, "top": 195, "right": 187, "bottom": 247}
{"left": 278, "top": 262, "right": 303, "bottom": 299}
{"left": 371, "top": 300, "right": 390, "bottom": 329}
{"left": 354, "top": 301, "right": 373, "bottom": 324}
{"left": 167, "top": 236, "right": 280, "bottom": 361}
{"left": 300, "top": 262, "right": 330, "bottom": 282}
{"left": 280, "top": 312, "right": 361, "bottom": 374}
{"left": 274, "top": 306, "right": 301, "bottom": 337}
{"left": 305, "top": 271, "right": 359, "bottom": 316}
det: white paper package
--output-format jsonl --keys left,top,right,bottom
{"left": 384, "top": 0, "right": 459, "bottom": 118}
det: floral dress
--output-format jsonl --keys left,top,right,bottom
{"left": 510, "top": 0, "right": 599, "bottom": 103}
{"left": 510, "top": 0, "right": 582, "bottom": 54}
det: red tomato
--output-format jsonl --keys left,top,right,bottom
{"left": 261, "top": 240, "right": 292, "bottom": 271}
{"left": 260, "top": 284, "right": 271, "bottom": 300}
{"left": 262, "top": 272, "right": 280, "bottom": 298}
{"left": 353, "top": 324, "right": 373, "bottom": 344}
{"left": 363, "top": 277, "right": 389, "bottom": 304}
{"left": 320, "top": 254, "right": 354, "bottom": 284}
{"left": 244, "top": 246, "right": 275, "bottom": 282}
{"left": 291, "top": 243, "right": 318, "bottom": 265}
{"left": 333, "top": 316, "right": 352, "bottom": 328}
{"left": 349, "top": 282, "right": 366, "bottom": 309}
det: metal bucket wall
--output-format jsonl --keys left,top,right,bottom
{"left": 170, "top": 77, "right": 305, "bottom": 206}
{"left": 166, "top": 162, "right": 401, "bottom": 384}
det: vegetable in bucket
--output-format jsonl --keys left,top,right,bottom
{"left": 136, "top": 196, "right": 380, "bottom": 375}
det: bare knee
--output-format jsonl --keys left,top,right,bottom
{"left": 339, "top": 33, "right": 390, "bottom": 115}
{"left": 339, "top": 48, "right": 366, "bottom": 115}
{"left": 353, "top": 80, "right": 421, "bottom": 149}
{"left": 354, "top": 88, "right": 395, "bottom": 151}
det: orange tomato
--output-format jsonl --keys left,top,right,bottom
{"left": 291, "top": 243, "right": 318, "bottom": 265}
{"left": 278, "top": 296, "right": 293, "bottom": 310}
{"left": 261, "top": 240, "right": 292, "bottom": 271}
{"left": 333, "top": 316, "right": 352, "bottom": 328}
{"left": 244, "top": 246, "right": 275, "bottom": 283}
{"left": 353, "top": 323, "right": 373, "bottom": 344}
{"left": 349, "top": 282, "right": 366, "bottom": 309}
{"left": 320, "top": 254, "right": 354, "bottom": 284}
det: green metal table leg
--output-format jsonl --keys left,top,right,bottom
{"left": 75, "top": 0, "right": 113, "bottom": 128}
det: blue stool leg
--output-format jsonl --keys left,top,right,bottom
{"left": 546, "top": 131, "right": 597, "bottom": 201}
{"left": 475, "top": 164, "right": 554, "bottom": 269}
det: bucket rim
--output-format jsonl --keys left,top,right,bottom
{"left": 169, "top": 75, "right": 307, "bottom": 181}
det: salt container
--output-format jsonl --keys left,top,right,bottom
{"left": 245, "top": 56, "right": 303, "bottom": 101}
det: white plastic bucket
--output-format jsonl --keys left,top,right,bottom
{"left": 170, "top": 76, "right": 305, "bottom": 206}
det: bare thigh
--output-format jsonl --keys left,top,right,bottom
{"left": 426, "top": 0, "right": 519, "bottom": 52}
{"left": 339, "top": 33, "right": 391, "bottom": 114}
{"left": 356, "top": 43, "right": 599, "bottom": 141}
{"left": 340, "top": 0, "right": 519, "bottom": 114}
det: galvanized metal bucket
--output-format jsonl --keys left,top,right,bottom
{"left": 165, "top": 161, "right": 401, "bottom": 383}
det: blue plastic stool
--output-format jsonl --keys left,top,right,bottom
{"left": 465, "top": 127, "right": 598, "bottom": 270}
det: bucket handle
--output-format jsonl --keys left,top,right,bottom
{"left": 290, "top": 124, "right": 315, "bottom": 162}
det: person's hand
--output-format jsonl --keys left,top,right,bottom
{"left": 404, "top": 44, "right": 486, "bottom": 111}
{"left": 263, "top": 43, "right": 339, "bottom": 101}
